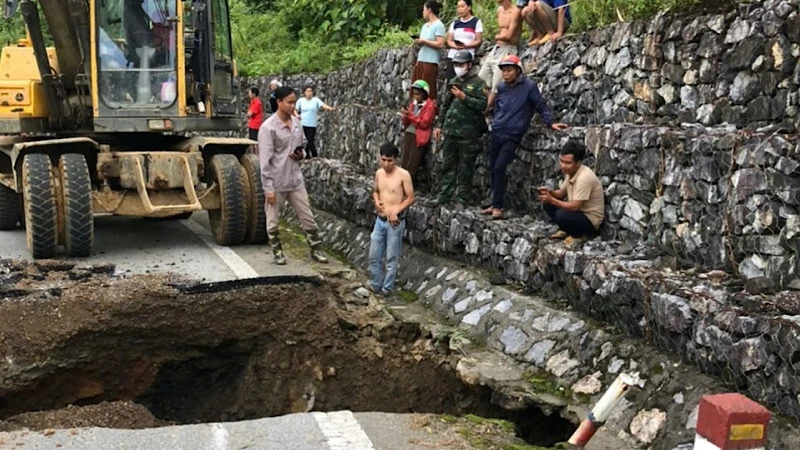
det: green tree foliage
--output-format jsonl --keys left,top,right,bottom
{"left": 571, "top": 0, "right": 735, "bottom": 30}
{"left": 282, "top": 0, "right": 388, "bottom": 41}
{"left": 0, "top": 10, "right": 29, "bottom": 46}
{"left": 230, "top": 0, "right": 419, "bottom": 75}
{"left": 272, "top": 0, "right": 424, "bottom": 41}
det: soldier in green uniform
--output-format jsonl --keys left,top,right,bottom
{"left": 433, "top": 50, "right": 488, "bottom": 206}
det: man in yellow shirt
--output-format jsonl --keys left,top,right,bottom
{"left": 537, "top": 141, "right": 605, "bottom": 247}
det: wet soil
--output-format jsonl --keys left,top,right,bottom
{"left": 0, "top": 260, "right": 573, "bottom": 445}
{"left": 0, "top": 402, "right": 163, "bottom": 431}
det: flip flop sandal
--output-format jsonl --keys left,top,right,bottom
{"left": 491, "top": 210, "right": 504, "bottom": 220}
{"left": 480, "top": 207, "right": 494, "bottom": 215}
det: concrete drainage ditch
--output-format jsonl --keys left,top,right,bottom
{"left": 0, "top": 260, "right": 574, "bottom": 447}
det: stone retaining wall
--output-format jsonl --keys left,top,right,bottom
{"left": 297, "top": 212, "right": 786, "bottom": 449}
{"left": 304, "top": 126, "right": 800, "bottom": 293}
{"left": 299, "top": 163, "right": 800, "bottom": 424}
{"left": 244, "top": 0, "right": 800, "bottom": 174}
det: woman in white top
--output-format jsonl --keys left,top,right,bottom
{"left": 445, "top": 0, "right": 483, "bottom": 80}
{"left": 295, "top": 86, "right": 334, "bottom": 159}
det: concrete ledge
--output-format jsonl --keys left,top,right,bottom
{"left": 303, "top": 157, "right": 800, "bottom": 422}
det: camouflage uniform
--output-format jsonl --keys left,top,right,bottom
{"left": 436, "top": 71, "right": 488, "bottom": 205}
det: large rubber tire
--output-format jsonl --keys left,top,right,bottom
{"left": 59, "top": 154, "right": 94, "bottom": 257}
{"left": 208, "top": 154, "right": 247, "bottom": 246}
{"left": 0, "top": 184, "right": 20, "bottom": 230}
{"left": 21, "top": 154, "right": 58, "bottom": 259}
{"left": 240, "top": 154, "right": 267, "bottom": 245}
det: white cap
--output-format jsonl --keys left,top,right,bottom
{"left": 270, "top": 79, "right": 282, "bottom": 87}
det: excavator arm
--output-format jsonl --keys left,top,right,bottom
{"left": 4, "top": 0, "right": 92, "bottom": 129}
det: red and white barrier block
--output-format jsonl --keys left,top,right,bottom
{"left": 694, "top": 393, "right": 770, "bottom": 450}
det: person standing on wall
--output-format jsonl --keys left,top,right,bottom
{"left": 369, "top": 143, "right": 415, "bottom": 297}
{"left": 478, "top": 0, "right": 522, "bottom": 109}
{"left": 259, "top": 86, "right": 329, "bottom": 266}
{"left": 268, "top": 79, "right": 281, "bottom": 113}
{"left": 246, "top": 86, "right": 263, "bottom": 154}
{"left": 433, "top": 50, "right": 488, "bottom": 207}
{"left": 295, "top": 86, "right": 334, "bottom": 159}
{"left": 537, "top": 141, "right": 604, "bottom": 248}
{"left": 522, "top": 0, "right": 572, "bottom": 46}
{"left": 400, "top": 80, "right": 437, "bottom": 180}
{"left": 412, "top": 1, "right": 446, "bottom": 101}
{"left": 482, "top": 55, "right": 567, "bottom": 220}
{"left": 444, "top": 0, "right": 483, "bottom": 80}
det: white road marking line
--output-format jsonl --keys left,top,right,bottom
{"left": 312, "top": 411, "right": 375, "bottom": 450}
{"left": 181, "top": 219, "right": 259, "bottom": 279}
{"left": 211, "top": 423, "right": 229, "bottom": 450}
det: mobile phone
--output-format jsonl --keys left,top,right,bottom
{"left": 454, "top": 39, "right": 465, "bottom": 46}
{"left": 410, "top": 34, "right": 420, "bottom": 39}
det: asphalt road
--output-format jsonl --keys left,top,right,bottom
{"left": 0, "top": 213, "right": 317, "bottom": 282}
{"left": 0, "top": 412, "right": 496, "bottom": 450}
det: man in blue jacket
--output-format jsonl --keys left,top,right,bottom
{"left": 482, "top": 54, "right": 567, "bottom": 220}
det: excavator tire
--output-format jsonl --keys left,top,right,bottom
{"left": 0, "top": 184, "right": 20, "bottom": 230}
{"left": 208, "top": 154, "right": 247, "bottom": 246}
{"left": 59, "top": 154, "right": 94, "bottom": 257}
{"left": 240, "top": 154, "right": 267, "bottom": 245}
{"left": 21, "top": 154, "right": 58, "bottom": 259}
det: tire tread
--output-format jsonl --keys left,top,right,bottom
{"left": 22, "top": 154, "right": 57, "bottom": 259}
{"left": 208, "top": 154, "right": 247, "bottom": 245}
{"left": 60, "top": 154, "right": 94, "bottom": 257}
{"left": 0, "top": 184, "right": 20, "bottom": 230}
{"left": 241, "top": 154, "right": 267, "bottom": 245}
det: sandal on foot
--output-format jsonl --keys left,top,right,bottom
{"left": 480, "top": 206, "right": 494, "bottom": 215}
{"left": 491, "top": 209, "right": 505, "bottom": 220}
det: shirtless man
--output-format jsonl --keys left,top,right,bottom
{"left": 368, "top": 143, "right": 415, "bottom": 296}
{"left": 478, "top": 0, "right": 522, "bottom": 108}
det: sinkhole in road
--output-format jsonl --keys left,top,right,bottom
{"left": 0, "top": 268, "right": 574, "bottom": 445}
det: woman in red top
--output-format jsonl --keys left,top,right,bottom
{"left": 400, "top": 80, "right": 437, "bottom": 177}
{"left": 246, "top": 86, "right": 264, "bottom": 153}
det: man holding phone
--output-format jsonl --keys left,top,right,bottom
{"left": 259, "top": 86, "right": 328, "bottom": 265}
{"left": 433, "top": 50, "right": 488, "bottom": 207}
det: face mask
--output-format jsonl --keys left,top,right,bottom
{"left": 454, "top": 66, "right": 468, "bottom": 78}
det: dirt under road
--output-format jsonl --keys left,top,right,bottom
{"left": 0, "top": 259, "right": 572, "bottom": 446}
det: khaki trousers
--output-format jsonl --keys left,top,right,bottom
{"left": 478, "top": 44, "right": 519, "bottom": 92}
{"left": 266, "top": 186, "right": 320, "bottom": 244}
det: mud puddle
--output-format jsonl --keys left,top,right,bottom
{"left": 0, "top": 260, "right": 573, "bottom": 446}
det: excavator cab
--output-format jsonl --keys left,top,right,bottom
{"left": 0, "top": 0, "right": 239, "bottom": 132}
{"left": 0, "top": 0, "right": 264, "bottom": 260}
{"left": 93, "top": 0, "right": 239, "bottom": 131}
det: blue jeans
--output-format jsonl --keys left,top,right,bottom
{"left": 488, "top": 132, "right": 520, "bottom": 209}
{"left": 368, "top": 217, "right": 405, "bottom": 293}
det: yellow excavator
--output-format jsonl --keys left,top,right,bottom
{"left": 0, "top": 0, "right": 265, "bottom": 258}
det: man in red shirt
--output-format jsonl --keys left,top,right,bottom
{"left": 246, "top": 86, "right": 263, "bottom": 153}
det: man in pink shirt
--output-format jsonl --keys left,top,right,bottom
{"left": 258, "top": 86, "right": 328, "bottom": 265}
